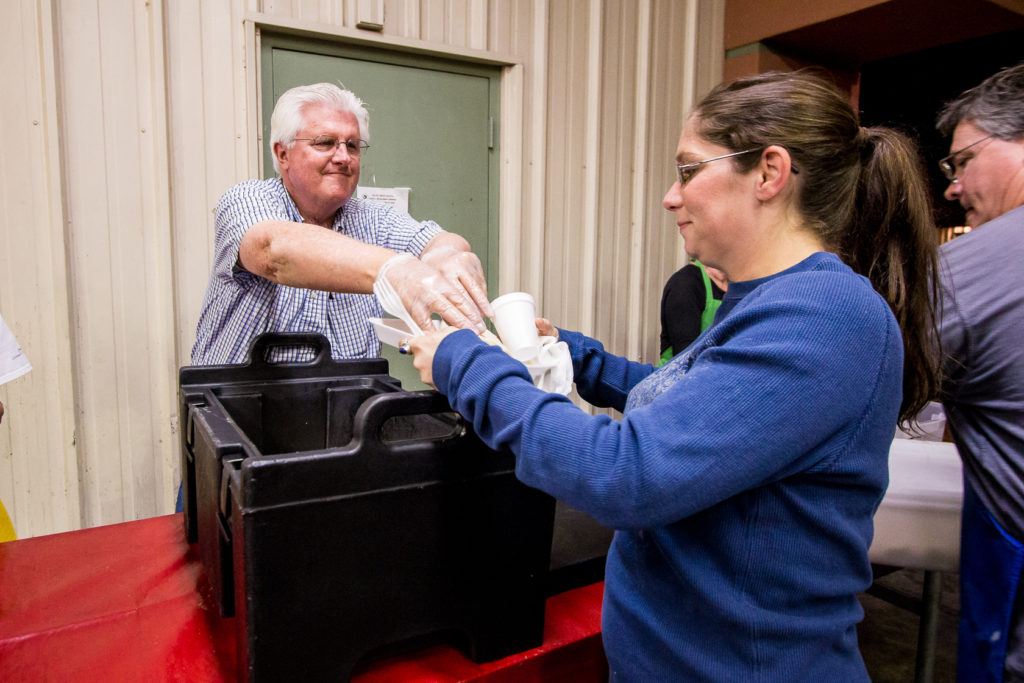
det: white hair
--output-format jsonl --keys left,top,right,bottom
{"left": 269, "top": 83, "right": 370, "bottom": 173}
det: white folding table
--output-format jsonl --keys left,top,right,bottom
{"left": 869, "top": 438, "right": 963, "bottom": 683}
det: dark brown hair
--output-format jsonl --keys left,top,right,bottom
{"left": 694, "top": 70, "right": 941, "bottom": 426}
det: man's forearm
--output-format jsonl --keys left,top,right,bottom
{"left": 239, "top": 220, "right": 395, "bottom": 293}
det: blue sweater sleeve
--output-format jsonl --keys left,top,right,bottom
{"left": 433, "top": 268, "right": 900, "bottom": 530}
{"left": 555, "top": 329, "right": 655, "bottom": 411}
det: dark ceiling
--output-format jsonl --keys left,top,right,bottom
{"left": 764, "top": 0, "right": 1024, "bottom": 70}
{"left": 857, "top": 27, "right": 1024, "bottom": 227}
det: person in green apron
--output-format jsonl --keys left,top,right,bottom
{"left": 658, "top": 259, "right": 726, "bottom": 365}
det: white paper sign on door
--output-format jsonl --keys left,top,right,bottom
{"left": 356, "top": 186, "right": 410, "bottom": 213}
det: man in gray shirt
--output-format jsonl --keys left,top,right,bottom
{"left": 935, "top": 61, "right": 1024, "bottom": 682}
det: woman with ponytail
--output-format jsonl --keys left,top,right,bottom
{"left": 404, "top": 70, "right": 941, "bottom": 681}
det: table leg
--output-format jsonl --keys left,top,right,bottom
{"left": 914, "top": 570, "right": 943, "bottom": 683}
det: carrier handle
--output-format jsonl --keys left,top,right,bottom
{"left": 244, "top": 332, "right": 332, "bottom": 368}
{"left": 350, "top": 390, "right": 466, "bottom": 451}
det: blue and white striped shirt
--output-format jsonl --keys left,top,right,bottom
{"left": 191, "top": 177, "right": 441, "bottom": 365}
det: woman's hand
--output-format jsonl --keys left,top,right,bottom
{"left": 403, "top": 318, "right": 557, "bottom": 388}
{"left": 536, "top": 317, "right": 558, "bottom": 338}
{"left": 403, "top": 325, "right": 459, "bottom": 388}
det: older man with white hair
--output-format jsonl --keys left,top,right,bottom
{"left": 192, "top": 82, "right": 492, "bottom": 366}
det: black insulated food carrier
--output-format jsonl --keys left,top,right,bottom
{"left": 179, "top": 334, "right": 556, "bottom": 682}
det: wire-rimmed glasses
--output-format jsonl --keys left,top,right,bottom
{"left": 294, "top": 134, "right": 370, "bottom": 157}
{"left": 676, "top": 149, "right": 761, "bottom": 186}
{"left": 674, "top": 148, "right": 800, "bottom": 186}
{"left": 939, "top": 134, "right": 994, "bottom": 182}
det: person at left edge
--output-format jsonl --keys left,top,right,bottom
{"left": 191, "top": 82, "right": 493, "bottom": 367}
{"left": 0, "top": 312, "right": 32, "bottom": 542}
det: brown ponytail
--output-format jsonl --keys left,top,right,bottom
{"left": 845, "top": 127, "right": 942, "bottom": 426}
{"left": 694, "top": 71, "right": 941, "bottom": 426}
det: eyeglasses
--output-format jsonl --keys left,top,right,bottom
{"left": 939, "top": 134, "right": 994, "bottom": 182}
{"left": 674, "top": 147, "right": 802, "bottom": 186}
{"left": 675, "top": 149, "right": 760, "bottom": 186}
{"left": 293, "top": 134, "right": 370, "bottom": 157}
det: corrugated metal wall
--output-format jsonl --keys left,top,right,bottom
{"left": 0, "top": 0, "right": 723, "bottom": 538}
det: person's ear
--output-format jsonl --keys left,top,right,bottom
{"left": 273, "top": 141, "right": 289, "bottom": 170}
{"left": 754, "top": 145, "right": 796, "bottom": 201}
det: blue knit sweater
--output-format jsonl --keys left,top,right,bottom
{"left": 432, "top": 253, "right": 902, "bottom": 681}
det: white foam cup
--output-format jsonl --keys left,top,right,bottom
{"left": 491, "top": 292, "right": 540, "bottom": 354}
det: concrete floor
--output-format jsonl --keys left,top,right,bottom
{"left": 859, "top": 568, "right": 960, "bottom": 682}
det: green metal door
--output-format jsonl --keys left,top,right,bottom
{"left": 260, "top": 35, "right": 500, "bottom": 388}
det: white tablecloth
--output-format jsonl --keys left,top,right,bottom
{"left": 870, "top": 439, "right": 962, "bottom": 571}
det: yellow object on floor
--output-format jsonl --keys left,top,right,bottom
{"left": 0, "top": 498, "right": 16, "bottom": 542}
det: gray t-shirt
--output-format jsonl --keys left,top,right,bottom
{"left": 939, "top": 204, "right": 1024, "bottom": 540}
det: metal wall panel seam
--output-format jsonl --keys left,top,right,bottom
{"left": 680, "top": 0, "right": 700, "bottom": 136}
{"left": 57, "top": 0, "right": 123, "bottom": 529}
{"left": 421, "top": 0, "right": 445, "bottom": 44}
{"left": 134, "top": 0, "right": 178, "bottom": 517}
{"left": 525, "top": 0, "right": 548, "bottom": 303}
{"left": 498, "top": 64, "right": 525, "bottom": 295}
{"left": 243, "top": 18, "right": 260, "bottom": 181}
{"left": 167, "top": 1, "right": 210, "bottom": 366}
{"left": 101, "top": 0, "right": 148, "bottom": 526}
{"left": 698, "top": 0, "right": 726, "bottom": 97}
{"left": 578, "top": 0, "right": 602, "bottom": 338}
{"left": 41, "top": 0, "right": 83, "bottom": 537}
{"left": 676, "top": 0, "right": 701, "bottom": 268}
{"left": 626, "top": 0, "right": 652, "bottom": 362}
{"left": 390, "top": 0, "right": 422, "bottom": 39}
{"left": 468, "top": 0, "right": 488, "bottom": 50}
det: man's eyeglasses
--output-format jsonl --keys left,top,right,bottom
{"left": 675, "top": 148, "right": 798, "bottom": 186}
{"left": 939, "top": 134, "right": 994, "bottom": 182}
{"left": 294, "top": 134, "right": 370, "bottom": 157}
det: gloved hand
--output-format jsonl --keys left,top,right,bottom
{"left": 419, "top": 245, "right": 494, "bottom": 319}
{"left": 375, "top": 253, "right": 486, "bottom": 333}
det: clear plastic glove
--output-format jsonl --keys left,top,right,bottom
{"left": 419, "top": 245, "right": 494, "bottom": 319}
{"left": 376, "top": 254, "right": 486, "bottom": 333}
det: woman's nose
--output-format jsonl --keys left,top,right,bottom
{"left": 663, "top": 182, "right": 682, "bottom": 211}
